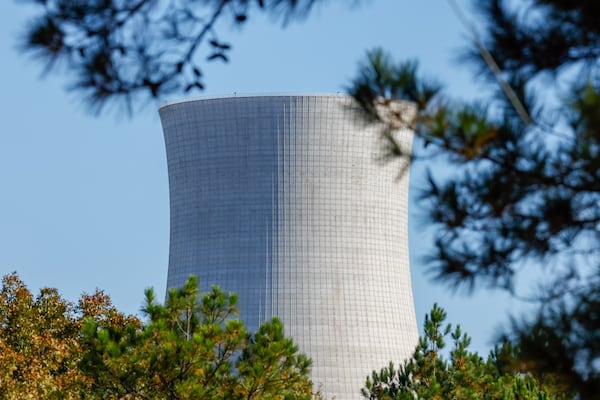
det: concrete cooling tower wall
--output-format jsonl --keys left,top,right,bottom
{"left": 159, "top": 94, "right": 418, "bottom": 399}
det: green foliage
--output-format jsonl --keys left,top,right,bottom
{"left": 349, "top": 2, "right": 600, "bottom": 398}
{"left": 236, "top": 318, "right": 313, "bottom": 399}
{"left": 362, "top": 304, "right": 571, "bottom": 400}
{"left": 0, "top": 272, "right": 137, "bottom": 399}
{"left": 0, "top": 273, "right": 315, "bottom": 399}
{"left": 500, "top": 280, "right": 600, "bottom": 399}
{"left": 0, "top": 272, "right": 78, "bottom": 399}
{"left": 79, "top": 274, "right": 315, "bottom": 399}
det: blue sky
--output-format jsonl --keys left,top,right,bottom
{"left": 1, "top": 0, "right": 525, "bottom": 356}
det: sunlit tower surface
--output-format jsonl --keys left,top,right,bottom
{"left": 159, "top": 94, "right": 418, "bottom": 399}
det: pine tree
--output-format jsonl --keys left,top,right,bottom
{"left": 78, "top": 275, "right": 315, "bottom": 399}
{"left": 17, "top": 0, "right": 323, "bottom": 112}
{"left": 362, "top": 304, "right": 571, "bottom": 400}
{"left": 349, "top": 2, "right": 600, "bottom": 397}
{"left": 0, "top": 273, "right": 316, "bottom": 399}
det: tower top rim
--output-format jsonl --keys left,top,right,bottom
{"left": 158, "top": 93, "right": 355, "bottom": 111}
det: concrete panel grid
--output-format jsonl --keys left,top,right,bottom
{"left": 159, "top": 95, "right": 418, "bottom": 399}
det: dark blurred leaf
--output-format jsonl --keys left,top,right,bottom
{"left": 16, "top": 0, "right": 325, "bottom": 114}
{"left": 207, "top": 53, "right": 228, "bottom": 62}
{"left": 349, "top": 2, "right": 600, "bottom": 397}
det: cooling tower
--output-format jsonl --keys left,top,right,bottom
{"left": 159, "top": 94, "right": 418, "bottom": 399}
